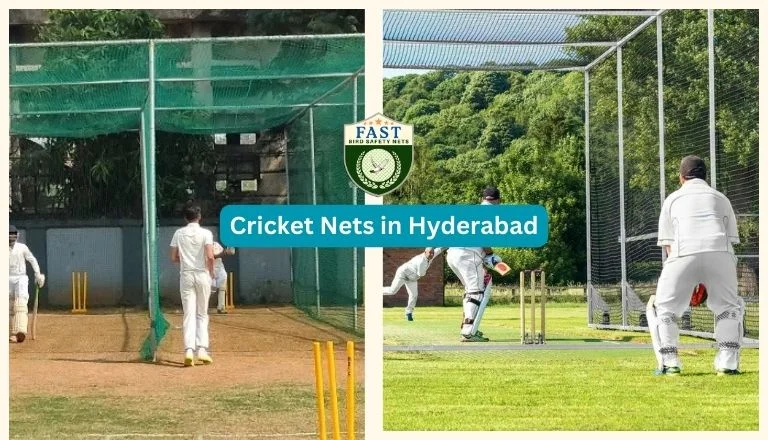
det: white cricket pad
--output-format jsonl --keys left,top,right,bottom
{"left": 11, "top": 296, "right": 29, "bottom": 335}
{"left": 713, "top": 297, "right": 744, "bottom": 371}
{"left": 646, "top": 296, "right": 664, "bottom": 370}
{"left": 469, "top": 276, "right": 492, "bottom": 336}
{"left": 460, "top": 291, "right": 484, "bottom": 337}
{"left": 648, "top": 295, "right": 681, "bottom": 369}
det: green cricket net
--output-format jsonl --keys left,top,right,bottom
{"left": 9, "top": 34, "right": 365, "bottom": 358}
{"left": 287, "top": 77, "right": 366, "bottom": 334}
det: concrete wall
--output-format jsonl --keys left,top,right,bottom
{"left": 10, "top": 222, "right": 292, "bottom": 309}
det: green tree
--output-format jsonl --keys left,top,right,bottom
{"left": 245, "top": 10, "right": 364, "bottom": 35}
{"left": 12, "top": 10, "right": 216, "bottom": 220}
{"left": 38, "top": 9, "right": 164, "bottom": 41}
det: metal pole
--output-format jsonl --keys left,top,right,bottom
{"left": 617, "top": 46, "right": 629, "bottom": 328}
{"left": 156, "top": 72, "right": 361, "bottom": 83}
{"left": 584, "top": 70, "right": 592, "bottom": 325}
{"left": 13, "top": 107, "right": 143, "bottom": 116}
{"left": 284, "top": 122, "right": 294, "bottom": 296}
{"left": 140, "top": 108, "right": 151, "bottom": 311}
{"left": 10, "top": 78, "right": 149, "bottom": 88}
{"left": 657, "top": 15, "right": 667, "bottom": 263}
{"left": 352, "top": 74, "right": 359, "bottom": 331}
{"left": 284, "top": 66, "right": 365, "bottom": 127}
{"left": 10, "top": 38, "right": 150, "bottom": 48}
{"left": 155, "top": 33, "right": 363, "bottom": 44}
{"left": 154, "top": 103, "right": 355, "bottom": 112}
{"left": 386, "top": 39, "right": 616, "bottom": 47}
{"left": 147, "top": 40, "right": 159, "bottom": 362}
{"left": 310, "top": 107, "right": 321, "bottom": 316}
{"left": 707, "top": 9, "right": 717, "bottom": 189}
{"left": 392, "top": 9, "right": 659, "bottom": 16}
{"left": 383, "top": 63, "right": 585, "bottom": 72}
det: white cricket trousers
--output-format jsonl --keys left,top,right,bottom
{"left": 212, "top": 267, "right": 228, "bottom": 310}
{"left": 9, "top": 275, "right": 29, "bottom": 335}
{"left": 654, "top": 251, "right": 742, "bottom": 370}
{"left": 383, "top": 266, "right": 418, "bottom": 314}
{"left": 447, "top": 249, "right": 490, "bottom": 337}
{"left": 180, "top": 271, "right": 212, "bottom": 351}
{"left": 446, "top": 249, "right": 485, "bottom": 293}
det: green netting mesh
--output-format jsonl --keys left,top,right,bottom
{"left": 9, "top": 34, "right": 365, "bottom": 354}
{"left": 287, "top": 76, "right": 365, "bottom": 334}
{"left": 10, "top": 35, "right": 364, "bottom": 136}
{"left": 10, "top": 42, "right": 149, "bottom": 137}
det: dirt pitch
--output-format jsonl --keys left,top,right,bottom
{"left": 10, "top": 306, "right": 364, "bottom": 439}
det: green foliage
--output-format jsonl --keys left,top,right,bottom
{"left": 385, "top": 69, "right": 586, "bottom": 284}
{"left": 12, "top": 10, "right": 218, "bottom": 220}
{"left": 245, "top": 10, "right": 364, "bottom": 35}
{"left": 38, "top": 10, "right": 164, "bottom": 41}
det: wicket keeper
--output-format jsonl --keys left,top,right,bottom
{"left": 211, "top": 240, "right": 235, "bottom": 314}
{"left": 648, "top": 156, "right": 743, "bottom": 376}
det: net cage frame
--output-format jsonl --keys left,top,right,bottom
{"left": 383, "top": 9, "right": 759, "bottom": 344}
{"left": 9, "top": 33, "right": 366, "bottom": 360}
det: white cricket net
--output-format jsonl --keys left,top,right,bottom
{"left": 587, "top": 10, "right": 759, "bottom": 340}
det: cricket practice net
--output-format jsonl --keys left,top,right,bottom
{"left": 585, "top": 10, "right": 759, "bottom": 341}
{"left": 9, "top": 34, "right": 366, "bottom": 360}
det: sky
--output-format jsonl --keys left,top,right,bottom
{"left": 383, "top": 68, "right": 433, "bottom": 78}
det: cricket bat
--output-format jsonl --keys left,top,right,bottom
{"left": 491, "top": 262, "right": 511, "bottom": 276}
{"left": 31, "top": 285, "right": 39, "bottom": 340}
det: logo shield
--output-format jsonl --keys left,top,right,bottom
{"left": 344, "top": 113, "right": 414, "bottom": 196}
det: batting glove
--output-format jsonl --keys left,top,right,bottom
{"left": 35, "top": 273, "right": 46, "bottom": 288}
{"left": 483, "top": 254, "right": 502, "bottom": 268}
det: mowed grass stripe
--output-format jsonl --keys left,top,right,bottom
{"left": 383, "top": 305, "right": 758, "bottom": 430}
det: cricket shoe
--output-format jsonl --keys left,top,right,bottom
{"left": 716, "top": 368, "right": 742, "bottom": 376}
{"left": 184, "top": 349, "right": 195, "bottom": 367}
{"left": 197, "top": 348, "right": 213, "bottom": 365}
{"left": 9, "top": 335, "right": 17, "bottom": 343}
{"left": 217, "top": 309, "right": 227, "bottom": 314}
{"left": 406, "top": 313, "right": 413, "bottom": 321}
{"left": 461, "top": 334, "right": 490, "bottom": 343}
{"left": 654, "top": 366, "right": 681, "bottom": 376}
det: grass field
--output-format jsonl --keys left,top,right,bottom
{"left": 383, "top": 304, "right": 759, "bottom": 431}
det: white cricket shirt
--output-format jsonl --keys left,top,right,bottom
{"left": 170, "top": 223, "right": 214, "bottom": 272}
{"left": 450, "top": 201, "right": 495, "bottom": 258}
{"left": 9, "top": 242, "right": 41, "bottom": 277}
{"left": 657, "top": 178, "right": 740, "bottom": 258}
{"left": 213, "top": 242, "right": 225, "bottom": 272}
{"left": 400, "top": 247, "right": 444, "bottom": 281}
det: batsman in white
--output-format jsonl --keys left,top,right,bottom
{"left": 9, "top": 225, "right": 45, "bottom": 343}
{"left": 446, "top": 187, "right": 503, "bottom": 342}
{"left": 170, "top": 204, "right": 215, "bottom": 367}
{"left": 383, "top": 247, "right": 444, "bottom": 321}
{"left": 211, "top": 240, "right": 235, "bottom": 314}
{"left": 648, "top": 156, "right": 743, "bottom": 376}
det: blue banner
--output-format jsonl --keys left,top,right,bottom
{"left": 220, "top": 205, "right": 548, "bottom": 248}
